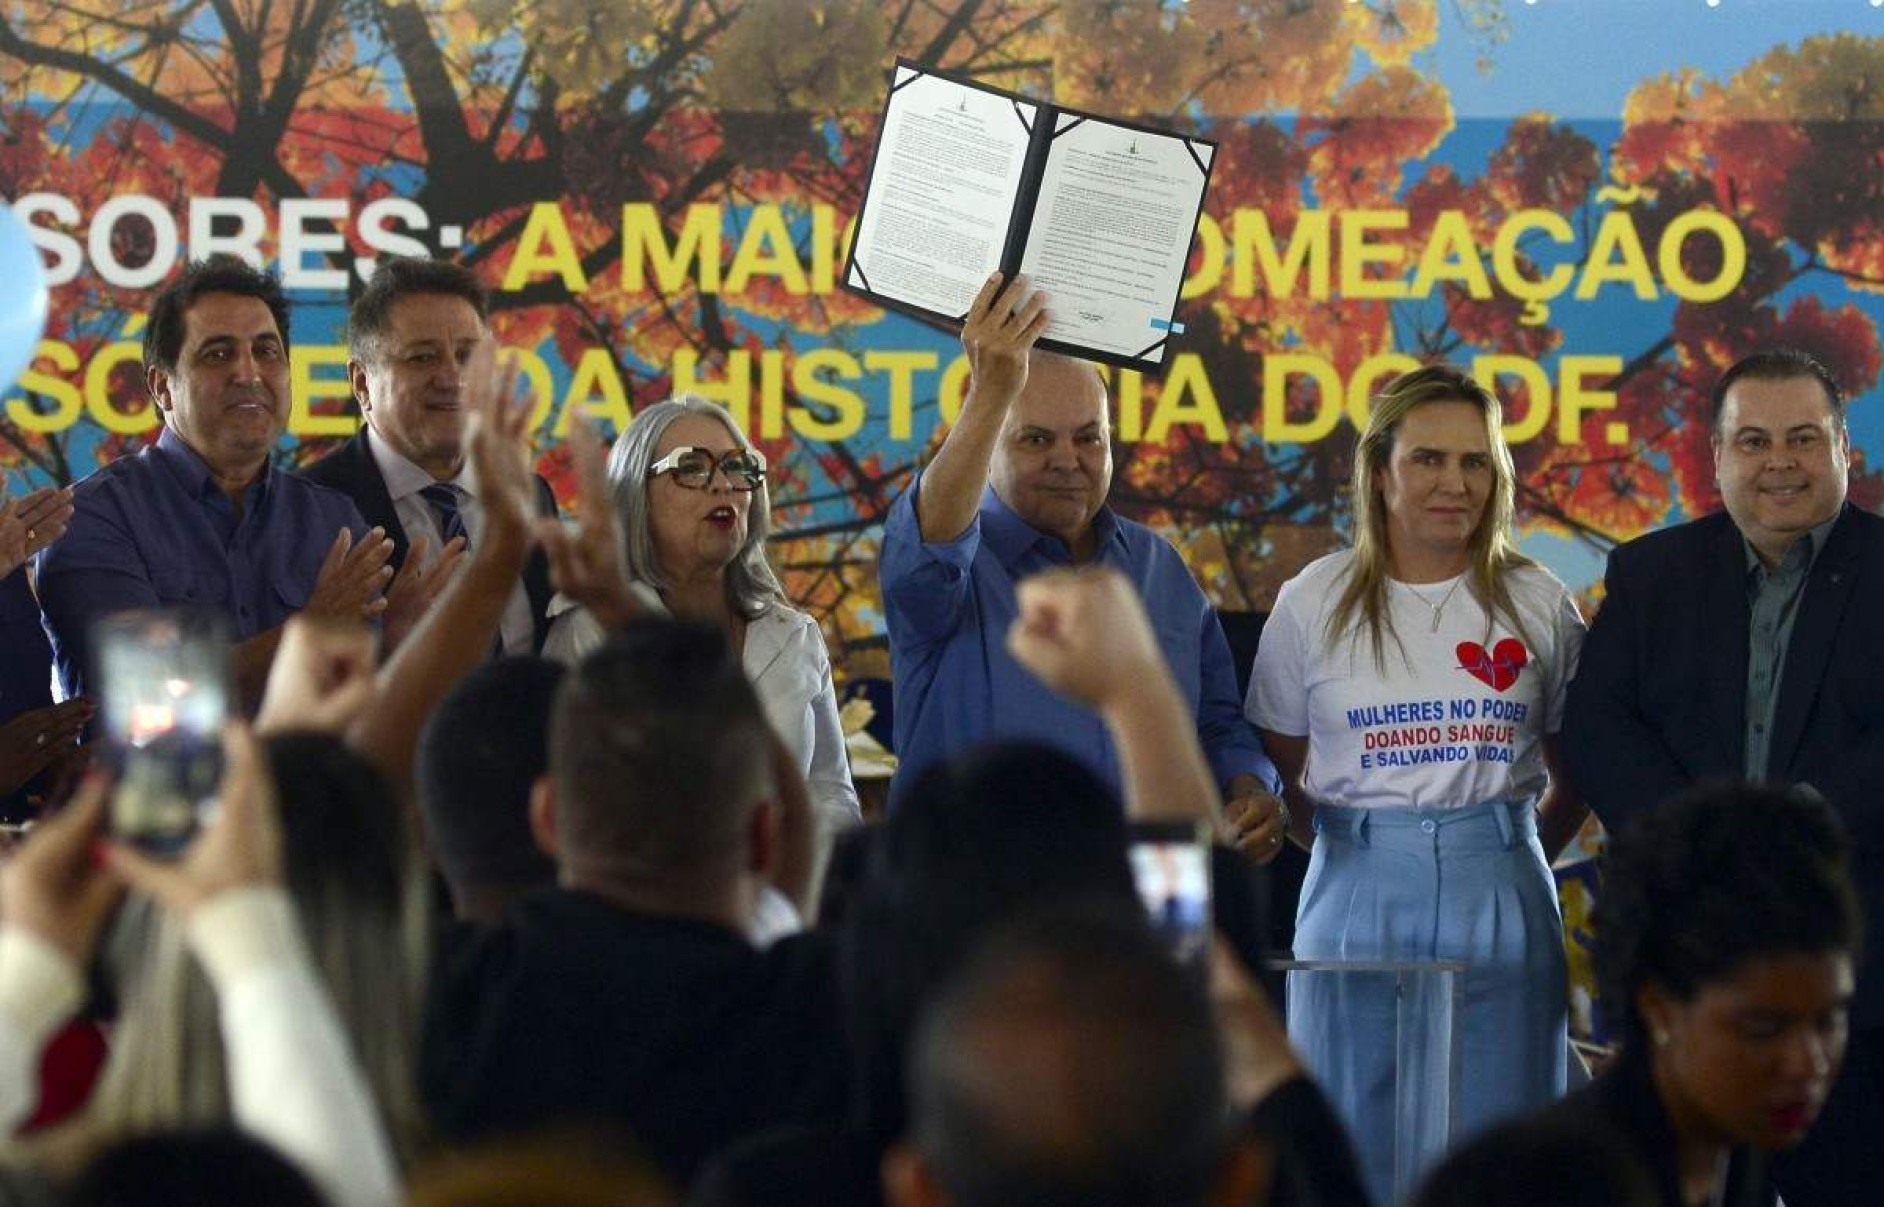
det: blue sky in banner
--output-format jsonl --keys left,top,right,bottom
{"left": 1434, "top": 0, "right": 1881, "bottom": 119}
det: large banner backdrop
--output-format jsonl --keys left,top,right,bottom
{"left": 4, "top": 0, "right": 1882, "bottom": 684}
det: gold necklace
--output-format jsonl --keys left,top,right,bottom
{"left": 1401, "top": 576, "right": 1464, "bottom": 633}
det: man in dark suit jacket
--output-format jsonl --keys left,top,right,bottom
{"left": 1563, "top": 347, "right": 1884, "bottom": 1207}
{"left": 300, "top": 257, "right": 557, "bottom": 653}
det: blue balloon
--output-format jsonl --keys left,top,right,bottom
{"left": 0, "top": 204, "right": 51, "bottom": 399}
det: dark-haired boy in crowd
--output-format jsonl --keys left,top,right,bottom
{"left": 419, "top": 620, "right": 840, "bottom": 1185}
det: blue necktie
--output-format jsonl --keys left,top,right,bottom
{"left": 419, "top": 483, "right": 508, "bottom": 658}
{"left": 419, "top": 483, "right": 469, "bottom": 549}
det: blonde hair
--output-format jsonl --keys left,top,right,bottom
{"left": 1325, "top": 363, "right": 1539, "bottom": 671}
{"left": 20, "top": 736, "right": 430, "bottom": 1174}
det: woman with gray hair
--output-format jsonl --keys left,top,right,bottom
{"left": 543, "top": 397, "right": 861, "bottom": 907}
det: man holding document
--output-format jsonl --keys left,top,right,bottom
{"left": 879, "top": 272, "right": 1283, "bottom": 852}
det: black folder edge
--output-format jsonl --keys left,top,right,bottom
{"left": 841, "top": 57, "right": 1219, "bottom": 376}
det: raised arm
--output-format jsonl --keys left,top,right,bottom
{"left": 1007, "top": 566, "right": 1218, "bottom": 823}
{"left": 347, "top": 348, "right": 534, "bottom": 795}
{"left": 914, "top": 273, "right": 1047, "bottom": 542}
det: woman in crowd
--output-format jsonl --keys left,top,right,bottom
{"left": 543, "top": 397, "right": 859, "bottom": 898}
{"left": 17, "top": 732, "right": 425, "bottom": 1182}
{"left": 0, "top": 727, "right": 404, "bottom": 1207}
{"left": 1245, "top": 363, "right": 1586, "bottom": 1205}
{"left": 1543, "top": 781, "right": 1858, "bottom": 1207}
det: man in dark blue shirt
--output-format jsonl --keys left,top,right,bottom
{"left": 37, "top": 257, "right": 393, "bottom": 708}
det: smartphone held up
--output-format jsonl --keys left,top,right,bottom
{"left": 1128, "top": 820, "right": 1213, "bottom": 975}
{"left": 93, "top": 608, "right": 230, "bottom": 855}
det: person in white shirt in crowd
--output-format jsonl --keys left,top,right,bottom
{"left": 0, "top": 718, "right": 401, "bottom": 1207}
{"left": 542, "top": 397, "right": 860, "bottom": 906}
{"left": 1244, "top": 363, "right": 1587, "bottom": 1206}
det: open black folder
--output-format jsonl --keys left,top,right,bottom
{"left": 843, "top": 58, "right": 1216, "bottom": 372}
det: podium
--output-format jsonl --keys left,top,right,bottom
{"left": 1271, "top": 957, "right": 1466, "bottom": 1207}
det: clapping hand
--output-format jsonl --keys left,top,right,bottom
{"left": 537, "top": 418, "right": 648, "bottom": 632}
{"left": 0, "top": 698, "right": 93, "bottom": 799}
{"left": 0, "top": 486, "right": 74, "bottom": 579}
{"left": 380, "top": 531, "right": 467, "bottom": 652}
{"left": 464, "top": 341, "right": 536, "bottom": 563}
{"left": 305, "top": 527, "right": 395, "bottom": 622}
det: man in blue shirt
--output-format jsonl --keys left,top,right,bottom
{"left": 879, "top": 273, "right": 1284, "bottom": 852}
{"left": 37, "top": 257, "right": 394, "bottom": 709}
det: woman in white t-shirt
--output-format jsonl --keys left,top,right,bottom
{"left": 1245, "top": 364, "right": 1587, "bottom": 1207}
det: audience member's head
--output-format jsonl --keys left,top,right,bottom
{"left": 403, "top": 1127, "right": 673, "bottom": 1207}
{"left": 418, "top": 656, "right": 565, "bottom": 922}
{"left": 1407, "top": 1113, "right": 1657, "bottom": 1207}
{"left": 1596, "top": 781, "right": 1861, "bottom": 1152}
{"left": 547, "top": 621, "right": 776, "bottom": 921}
{"left": 88, "top": 734, "right": 425, "bottom": 1156}
{"left": 884, "top": 910, "right": 1260, "bottom": 1207}
{"left": 62, "top": 1128, "right": 324, "bottom": 1207}
{"left": 842, "top": 742, "right": 1138, "bottom": 1143}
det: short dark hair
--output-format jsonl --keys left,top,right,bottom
{"left": 549, "top": 621, "right": 772, "bottom": 883}
{"left": 417, "top": 656, "right": 565, "bottom": 892}
{"left": 842, "top": 742, "right": 1139, "bottom": 1143}
{"left": 1709, "top": 347, "right": 1846, "bottom": 435}
{"left": 143, "top": 256, "right": 291, "bottom": 375}
{"left": 1594, "top": 781, "right": 1862, "bottom": 1044}
{"left": 66, "top": 1127, "right": 325, "bottom": 1207}
{"left": 910, "top": 909, "right": 1234, "bottom": 1207}
{"left": 348, "top": 256, "right": 490, "bottom": 362}
{"left": 1408, "top": 1113, "right": 1657, "bottom": 1207}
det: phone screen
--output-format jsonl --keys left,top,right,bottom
{"left": 1127, "top": 820, "right": 1212, "bottom": 973}
{"left": 93, "top": 609, "right": 230, "bottom": 855}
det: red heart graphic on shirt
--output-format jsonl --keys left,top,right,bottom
{"left": 1457, "top": 638, "right": 1529, "bottom": 692}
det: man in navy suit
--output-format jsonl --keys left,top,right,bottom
{"left": 301, "top": 257, "right": 557, "bottom": 653}
{"left": 1564, "top": 347, "right": 1884, "bottom": 1205}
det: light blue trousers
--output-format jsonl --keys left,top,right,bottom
{"left": 1288, "top": 801, "right": 1568, "bottom": 1206}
